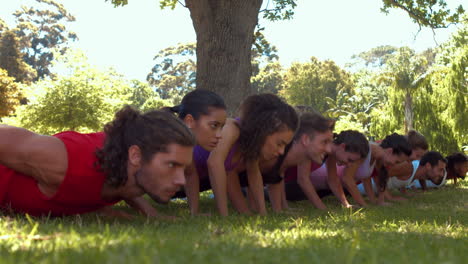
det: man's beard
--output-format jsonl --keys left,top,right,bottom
{"left": 134, "top": 169, "right": 168, "bottom": 204}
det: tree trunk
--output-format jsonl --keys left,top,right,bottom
{"left": 186, "top": 0, "right": 263, "bottom": 114}
{"left": 404, "top": 90, "right": 413, "bottom": 133}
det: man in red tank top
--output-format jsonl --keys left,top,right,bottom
{"left": 0, "top": 106, "right": 195, "bottom": 217}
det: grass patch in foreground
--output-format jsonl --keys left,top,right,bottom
{"left": 1, "top": 181, "right": 467, "bottom": 264}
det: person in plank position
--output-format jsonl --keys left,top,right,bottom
{"left": 0, "top": 106, "right": 195, "bottom": 217}
{"left": 377, "top": 151, "right": 447, "bottom": 198}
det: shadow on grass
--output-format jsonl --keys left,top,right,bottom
{"left": 1, "top": 183, "right": 466, "bottom": 263}
{"left": 1, "top": 226, "right": 466, "bottom": 264}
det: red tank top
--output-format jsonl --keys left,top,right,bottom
{"left": 0, "top": 131, "right": 120, "bottom": 216}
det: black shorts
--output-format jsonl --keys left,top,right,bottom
{"left": 284, "top": 180, "right": 333, "bottom": 201}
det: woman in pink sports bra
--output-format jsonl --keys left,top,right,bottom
{"left": 208, "top": 94, "right": 298, "bottom": 216}
{"left": 268, "top": 112, "right": 338, "bottom": 211}
{"left": 285, "top": 130, "right": 369, "bottom": 209}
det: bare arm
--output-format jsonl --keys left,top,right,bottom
{"left": 362, "top": 177, "right": 377, "bottom": 203}
{"left": 267, "top": 181, "right": 283, "bottom": 212}
{"left": 325, "top": 157, "right": 351, "bottom": 207}
{"left": 207, "top": 119, "right": 240, "bottom": 216}
{"left": 296, "top": 161, "right": 327, "bottom": 209}
{"left": 419, "top": 179, "right": 427, "bottom": 191}
{"left": 226, "top": 170, "right": 251, "bottom": 215}
{"left": 246, "top": 160, "right": 267, "bottom": 215}
{"left": 0, "top": 125, "right": 67, "bottom": 187}
{"left": 280, "top": 180, "right": 288, "bottom": 210}
{"left": 341, "top": 161, "right": 368, "bottom": 207}
{"left": 184, "top": 164, "right": 201, "bottom": 215}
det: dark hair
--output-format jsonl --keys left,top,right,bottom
{"left": 333, "top": 130, "right": 369, "bottom": 159}
{"left": 406, "top": 130, "right": 429, "bottom": 150}
{"left": 293, "top": 112, "right": 335, "bottom": 141}
{"left": 420, "top": 151, "right": 447, "bottom": 186}
{"left": 420, "top": 151, "right": 447, "bottom": 167}
{"left": 165, "top": 89, "right": 226, "bottom": 120}
{"left": 377, "top": 133, "right": 412, "bottom": 191}
{"left": 446, "top": 152, "right": 467, "bottom": 179}
{"left": 96, "top": 106, "right": 196, "bottom": 187}
{"left": 238, "top": 93, "right": 298, "bottom": 161}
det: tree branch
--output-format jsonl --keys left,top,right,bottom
{"left": 177, "top": 0, "right": 187, "bottom": 8}
{"left": 388, "top": 0, "right": 453, "bottom": 29}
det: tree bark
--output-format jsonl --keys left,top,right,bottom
{"left": 404, "top": 89, "right": 413, "bottom": 133}
{"left": 186, "top": 0, "right": 262, "bottom": 114}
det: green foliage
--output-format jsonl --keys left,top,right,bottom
{"left": 251, "top": 30, "right": 282, "bottom": 94}
{"left": 374, "top": 47, "right": 434, "bottom": 133}
{"left": 381, "top": 0, "right": 465, "bottom": 29}
{"left": 159, "top": 0, "right": 178, "bottom": 10}
{"left": 147, "top": 35, "right": 283, "bottom": 104}
{"left": 0, "top": 30, "right": 37, "bottom": 83}
{"left": 0, "top": 18, "right": 9, "bottom": 36}
{"left": 281, "top": 57, "right": 353, "bottom": 114}
{"left": 251, "top": 61, "right": 284, "bottom": 95}
{"left": 108, "top": 0, "right": 298, "bottom": 21}
{"left": 5, "top": 0, "right": 78, "bottom": 80}
{"left": 3, "top": 50, "right": 168, "bottom": 135}
{"left": 0, "top": 69, "right": 22, "bottom": 118}
{"left": 436, "top": 16, "right": 468, "bottom": 139}
{"left": 416, "top": 19, "right": 468, "bottom": 154}
{"left": 125, "top": 79, "right": 171, "bottom": 112}
{"left": 108, "top": 0, "right": 465, "bottom": 29}
{"left": 147, "top": 43, "right": 196, "bottom": 104}
{"left": 349, "top": 21, "right": 466, "bottom": 153}
{"left": 261, "top": 0, "right": 297, "bottom": 21}
{"left": 349, "top": 45, "right": 398, "bottom": 68}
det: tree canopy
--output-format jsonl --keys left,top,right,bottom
{"left": 107, "top": 0, "right": 464, "bottom": 112}
{"left": 0, "top": 0, "right": 77, "bottom": 81}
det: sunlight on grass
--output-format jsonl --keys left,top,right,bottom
{"left": 1, "top": 181, "right": 467, "bottom": 263}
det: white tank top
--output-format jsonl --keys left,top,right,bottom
{"left": 387, "top": 160, "right": 419, "bottom": 189}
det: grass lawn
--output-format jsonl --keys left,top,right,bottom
{"left": 1, "top": 181, "right": 467, "bottom": 264}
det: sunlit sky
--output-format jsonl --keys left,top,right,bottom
{"left": 1, "top": 0, "right": 464, "bottom": 81}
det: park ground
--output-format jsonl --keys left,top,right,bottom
{"left": 1, "top": 181, "right": 467, "bottom": 264}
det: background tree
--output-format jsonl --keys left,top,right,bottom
{"left": 417, "top": 18, "right": 467, "bottom": 153}
{"left": 0, "top": 30, "right": 37, "bottom": 83}
{"left": 109, "top": 0, "right": 464, "bottom": 112}
{"left": 0, "top": 69, "right": 22, "bottom": 119}
{"left": 0, "top": 18, "right": 8, "bottom": 37}
{"left": 2, "top": 50, "right": 161, "bottom": 135}
{"left": 147, "top": 33, "right": 283, "bottom": 105}
{"left": 251, "top": 30, "right": 282, "bottom": 95}
{"left": 9, "top": 0, "right": 78, "bottom": 80}
{"left": 280, "top": 57, "right": 353, "bottom": 113}
{"left": 147, "top": 43, "right": 196, "bottom": 104}
{"left": 125, "top": 79, "right": 170, "bottom": 111}
{"left": 352, "top": 19, "right": 467, "bottom": 153}
{"left": 376, "top": 47, "right": 434, "bottom": 133}
{"left": 348, "top": 45, "right": 398, "bottom": 69}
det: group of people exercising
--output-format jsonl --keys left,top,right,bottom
{"left": 1, "top": 91, "right": 466, "bottom": 218}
